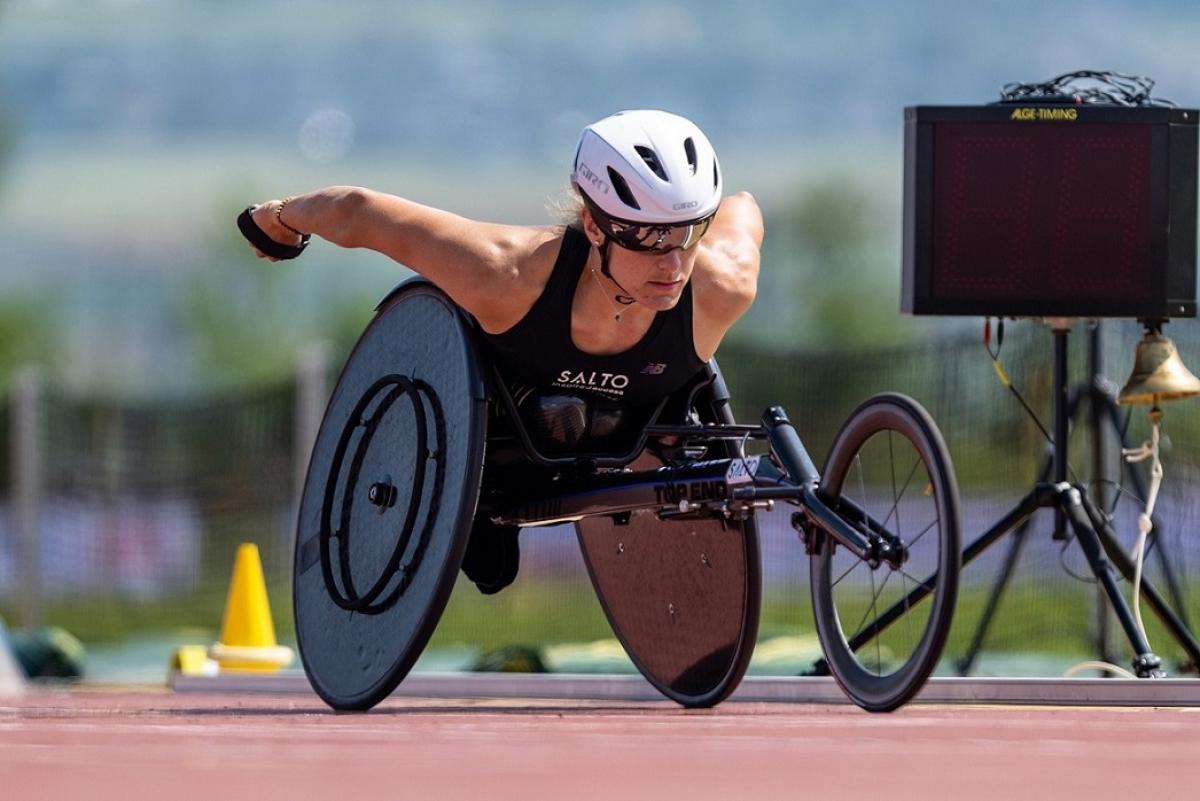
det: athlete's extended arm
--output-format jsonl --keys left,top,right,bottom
{"left": 247, "top": 187, "right": 553, "bottom": 329}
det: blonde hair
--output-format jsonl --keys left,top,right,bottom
{"left": 545, "top": 182, "right": 585, "bottom": 228}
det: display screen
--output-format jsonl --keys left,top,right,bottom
{"left": 931, "top": 122, "right": 1153, "bottom": 308}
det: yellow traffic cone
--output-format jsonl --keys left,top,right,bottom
{"left": 207, "top": 543, "right": 294, "bottom": 673}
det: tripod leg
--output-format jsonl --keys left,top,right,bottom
{"left": 1150, "top": 526, "right": 1195, "bottom": 636}
{"left": 1061, "top": 487, "right": 1165, "bottom": 677}
{"left": 955, "top": 520, "right": 1031, "bottom": 676}
{"left": 955, "top": 449, "right": 1059, "bottom": 676}
{"left": 1079, "top": 492, "right": 1200, "bottom": 672}
{"left": 1088, "top": 374, "right": 1118, "bottom": 663}
{"left": 837, "top": 483, "right": 1053, "bottom": 680}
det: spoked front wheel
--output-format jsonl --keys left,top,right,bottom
{"left": 810, "top": 393, "right": 961, "bottom": 712}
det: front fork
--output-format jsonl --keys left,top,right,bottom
{"left": 791, "top": 506, "right": 911, "bottom": 571}
{"left": 758, "top": 405, "right": 908, "bottom": 570}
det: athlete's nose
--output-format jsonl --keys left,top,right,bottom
{"left": 655, "top": 248, "right": 686, "bottom": 274}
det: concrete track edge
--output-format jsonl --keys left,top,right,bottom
{"left": 171, "top": 671, "right": 1200, "bottom": 706}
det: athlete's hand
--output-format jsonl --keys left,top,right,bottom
{"left": 248, "top": 200, "right": 304, "bottom": 262}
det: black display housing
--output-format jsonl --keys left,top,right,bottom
{"left": 902, "top": 104, "right": 1198, "bottom": 318}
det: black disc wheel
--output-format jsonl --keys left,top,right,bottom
{"left": 810, "top": 393, "right": 961, "bottom": 712}
{"left": 293, "top": 280, "right": 488, "bottom": 711}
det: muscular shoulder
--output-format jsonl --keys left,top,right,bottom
{"left": 692, "top": 192, "right": 764, "bottom": 327}
{"left": 472, "top": 225, "right": 566, "bottom": 333}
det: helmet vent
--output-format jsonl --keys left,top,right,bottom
{"left": 606, "top": 167, "right": 641, "bottom": 210}
{"left": 634, "top": 146, "right": 668, "bottom": 181}
{"left": 683, "top": 138, "right": 698, "bottom": 175}
{"left": 713, "top": 161, "right": 720, "bottom": 188}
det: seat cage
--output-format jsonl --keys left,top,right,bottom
{"left": 483, "top": 359, "right": 755, "bottom": 470}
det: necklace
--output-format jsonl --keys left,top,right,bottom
{"left": 590, "top": 267, "right": 630, "bottom": 321}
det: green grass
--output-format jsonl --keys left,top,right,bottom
{"left": 6, "top": 577, "right": 1195, "bottom": 672}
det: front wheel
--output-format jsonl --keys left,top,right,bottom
{"left": 810, "top": 393, "right": 961, "bottom": 712}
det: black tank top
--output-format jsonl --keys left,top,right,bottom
{"left": 480, "top": 226, "right": 706, "bottom": 408}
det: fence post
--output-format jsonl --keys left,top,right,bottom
{"left": 10, "top": 367, "right": 42, "bottom": 628}
{"left": 293, "top": 342, "right": 331, "bottom": 530}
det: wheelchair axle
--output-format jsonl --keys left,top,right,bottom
{"left": 367, "top": 478, "right": 398, "bottom": 511}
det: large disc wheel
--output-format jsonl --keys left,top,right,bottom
{"left": 810, "top": 393, "right": 961, "bottom": 712}
{"left": 292, "top": 280, "right": 488, "bottom": 711}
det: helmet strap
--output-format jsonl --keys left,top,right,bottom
{"left": 598, "top": 239, "right": 637, "bottom": 306}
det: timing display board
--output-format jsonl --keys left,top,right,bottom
{"left": 902, "top": 105, "right": 1198, "bottom": 318}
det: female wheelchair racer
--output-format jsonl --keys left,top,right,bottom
{"left": 239, "top": 110, "right": 962, "bottom": 714}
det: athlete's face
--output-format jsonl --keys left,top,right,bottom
{"left": 607, "top": 244, "right": 697, "bottom": 310}
{"left": 581, "top": 209, "right": 701, "bottom": 311}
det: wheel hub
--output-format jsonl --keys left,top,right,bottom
{"left": 367, "top": 478, "right": 398, "bottom": 511}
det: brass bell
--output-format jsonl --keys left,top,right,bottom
{"left": 1118, "top": 331, "right": 1200, "bottom": 405}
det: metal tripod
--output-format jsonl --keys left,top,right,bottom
{"left": 949, "top": 322, "right": 1200, "bottom": 677}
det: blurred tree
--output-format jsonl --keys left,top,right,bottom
{"left": 792, "top": 179, "right": 906, "bottom": 345}
{"left": 182, "top": 190, "right": 374, "bottom": 386}
{"left": 0, "top": 297, "right": 54, "bottom": 389}
{"left": 0, "top": 1, "right": 35, "bottom": 390}
{"left": 754, "top": 176, "right": 909, "bottom": 348}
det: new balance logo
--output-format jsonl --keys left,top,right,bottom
{"left": 641, "top": 363, "right": 668, "bottom": 375}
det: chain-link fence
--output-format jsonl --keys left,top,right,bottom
{"left": 3, "top": 319, "right": 1199, "bottom": 675}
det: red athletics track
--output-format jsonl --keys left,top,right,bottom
{"left": 1, "top": 688, "right": 1197, "bottom": 800}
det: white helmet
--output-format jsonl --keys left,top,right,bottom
{"left": 573, "top": 109, "right": 722, "bottom": 225}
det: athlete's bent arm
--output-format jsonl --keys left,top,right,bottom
{"left": 691, "top": 191, "right": 765, "bottom": 359}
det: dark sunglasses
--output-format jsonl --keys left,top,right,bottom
{"left": 588, "top": 204, "right": 716, "bottom": 253}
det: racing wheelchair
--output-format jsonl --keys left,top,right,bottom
{"left": 291, "top": 278, "right": 962, "bottom": 713}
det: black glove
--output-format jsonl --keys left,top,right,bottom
{"left": 237, "top": 206, "right": 311, "bottom": 260}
